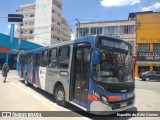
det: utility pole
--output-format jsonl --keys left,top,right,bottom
{"left": 17, "top": 27, "right": 22, "bottom": 69}
{"left": 76, "top": 18, "right": 80, "bottom": 38}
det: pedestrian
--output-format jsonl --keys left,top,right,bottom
{"left": 2, "top": 63, "right": 9, "bottom": 83}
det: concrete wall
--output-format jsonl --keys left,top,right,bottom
{"left": 34, "top": 0, "right": 52, "bottom": 45}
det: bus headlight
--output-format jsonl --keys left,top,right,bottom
{"left": 94, "top": 91, "right": 100, "bottom": 99}
{"left": 101, "top": 96, "right": 108, "bottom": 103}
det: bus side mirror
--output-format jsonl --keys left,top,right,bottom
{"left": 93, "top": 50, "right": 99, "bottom": 65}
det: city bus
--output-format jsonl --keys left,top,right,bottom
{"left": 18, "top": 35, "right": 135, "bottom": 115}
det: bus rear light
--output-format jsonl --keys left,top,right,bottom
{"left": 107, "top": 96, "right": 122, "bottom": 102}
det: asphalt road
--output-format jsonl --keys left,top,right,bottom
{"left": 135, "top": 78, "right": 160, "bottom": 93}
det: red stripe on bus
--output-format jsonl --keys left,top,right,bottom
{"left": 88, "top": 94, "right": 98, "bottom": 101}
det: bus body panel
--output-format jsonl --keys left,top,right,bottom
{"left": 39, "top": 67, "right": 47, "bottom": 90}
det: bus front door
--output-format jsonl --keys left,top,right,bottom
{"left": 72, "top": 47, "right": 91, "bottom": 108}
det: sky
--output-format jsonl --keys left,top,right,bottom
{"left": 0, "top": 0, "right": 160, "bottom": 38}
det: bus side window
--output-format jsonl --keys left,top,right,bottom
{"left": 27, "top": 55, "right": 30, "bottom": 65}
{"left": 41, "top": 50, "right": 48, "bottom": 67}
{"left": 19, "top": 55, "right": 23, "bottom": 66}
{"left": 48, "top": 49, "right": 57, "bottom": 68}
{"left": 35, "top": 53, "right": 41, "bottom": 66}
{"left": 30, "top": 54, "right": 34, "bottom": 66}
{"left": 57, "top": 46, "right": 70, "bottom": 69}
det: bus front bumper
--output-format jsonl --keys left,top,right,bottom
{"left": 90, "top": 99, "right": 135, "bottom": 115}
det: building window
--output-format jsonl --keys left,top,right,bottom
{"left": 52, "top": 9, "right": 54, "bottom": 13}
{"left": 57, "top": 46, "right": 70, "bottom": 69}
{"left": 51, "top": 27, "right": 54, "bottom": 31}
{"left": 57, "top": 22, "right": 60, "bottom": 26}
{"left": 153, "top": 44, "right": 160, "bottom": 52}
{"left": 138, "top": 44, "right": 150, "bottom": 52}
{"left": 124, "top": 26, "right": 133, "bottom": 34}
{"left": 29, "top": 30, "right": 33, "bottom": 34}
{"left": 91, "top": 27, "right": 102, "bottom": 35}
{"left": 58, "top": 14, "right": 61, "bottom": 17}
{"left": 79, "top": 28, "right": 89, "bottom": 37}
{"left": 104, "top": 26, "right": 118, "bottom": 36}
{"left": 30, "top": 14, "right": 34, "bottom": 17}
{"left": 52, "top": 18, "right": 54, "bottom": 22}
{"left": 20, "top": 23, "right": 23, "bottom": 26}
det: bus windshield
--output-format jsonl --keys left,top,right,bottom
{"left": 93, "top": 49, "right": 134, "bottom": 83}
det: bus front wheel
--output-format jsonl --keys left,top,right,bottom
{"left": 55, "top": 85, "right": 67, "bottom": 107}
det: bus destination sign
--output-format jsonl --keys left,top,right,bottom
{"left": 98, "top": 39, "right": 130, "bottom": 50}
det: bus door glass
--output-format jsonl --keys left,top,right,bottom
{"left": 73, "top": 46, "right": 91, "bottom": 107}
{"left": 34, "top": 53, "right": 41, "bottom": 86}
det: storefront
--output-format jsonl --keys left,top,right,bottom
{"left": 136, "top": 51, "right": 160, "bottom": 75}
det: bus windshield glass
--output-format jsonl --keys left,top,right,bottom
{"left": 93, "top": 49, "right": 134, "bottom": 83}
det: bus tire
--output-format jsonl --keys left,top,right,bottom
{"left": 55, "top": 85, "right": 67, "bottom": 107}
{"left": 24, "top": 74, "right": 29, "bottom": 86}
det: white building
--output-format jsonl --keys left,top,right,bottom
{"left": 16, "top": 0, "right": 71, "bottom": 46}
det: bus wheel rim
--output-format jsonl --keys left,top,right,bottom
{"left": 57, "top": 91, "right": 64, "bottom": 101}
{"left": 146, "top": 78, "right": 149, "bottom": 81}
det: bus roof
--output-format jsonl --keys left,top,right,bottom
{"left": 20, "top": 35, "right": 131, "bottom": 55}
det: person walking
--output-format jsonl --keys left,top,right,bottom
{"left": 2, "top": 63, "right": 9, "bottom": 83}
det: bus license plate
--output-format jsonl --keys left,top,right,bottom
{"left": 120, "top": 102, "right": 127, "bottom": 108}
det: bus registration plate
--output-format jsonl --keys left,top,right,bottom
{"left": 120, "top": 102, "right": 127, "bottom": 108}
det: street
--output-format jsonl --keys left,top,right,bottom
{"left": 135, "top": 78, "right": 160, "bottom": 93}
{"left": 0, "top": 71, "right": 160, "bottom": 120}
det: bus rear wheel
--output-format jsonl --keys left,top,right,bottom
{"left": 55, "top": 85, "right": 67, "bottom": 107}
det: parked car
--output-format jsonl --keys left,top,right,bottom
{"left": 138, "top": 71, "right": 160, "bottom": 81}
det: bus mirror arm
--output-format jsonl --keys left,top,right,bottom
{"left": 93, "top": 49, "right": 99, "bottom": 65}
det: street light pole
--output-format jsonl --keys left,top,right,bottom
{"left": 76, "top": 19, "right": 80, "bottom": 38}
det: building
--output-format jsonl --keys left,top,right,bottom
{"left": 0, "top": 33, "right": 43, "bottom": 69}
{"left": 16, "top": 0, "right": 71, "bottom": 46}
{"left": 135, "top": 12, "right": 160, "bottom": 77}
{"left": 76, "top": 20, "right": 136, "bottom": 53}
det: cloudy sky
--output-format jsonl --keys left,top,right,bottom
{"left": 0, "top": 0, "right": 160, "bottom": 39}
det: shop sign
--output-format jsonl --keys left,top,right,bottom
{"left": 137, "top": 52, "right": 160, "bottom": 61}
